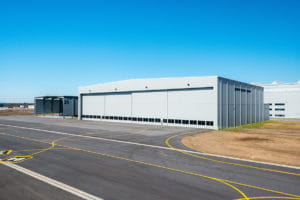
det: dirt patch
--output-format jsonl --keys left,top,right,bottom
{"left": 182, "top": 120, "right": 300, "bottom": 167}
{"left": 0, "top": 108, "right": 34, "bottom": 116}
{"left": 236, "top": 137, "right": 271, "bottom": 142}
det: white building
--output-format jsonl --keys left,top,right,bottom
{"left": 255, "top": 81, "right": 300, "bottom": 119}
{"left": 28, "top": 105, "right": 35, "bottom": 109}
{"left": 79, "top": 76, "right": 265, "bottom": 129}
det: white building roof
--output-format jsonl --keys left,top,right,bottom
{"left": 79, "top": 76, "right": 218, "bottom": 94}
{"left": 254, "top": 81, "right": 300, "bottom": 92}
{"left": 79, "top": 76, "right": 261, "bottom": 94}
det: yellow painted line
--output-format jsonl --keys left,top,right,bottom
{"left": 234, "top": 196, "right": 300, "bottom": 200}
{"left": 0, "top": 130, "right": 101, "bottom": 163}
{"left": 27, "top": 135, "right": 73, "bottom": 156}
{"left": 0, "top": 132, "right": 249, "bottom": 199}
{"left": 0, "top": 132, "right": 50, "bottom": 144}
{"left": 2, "top": 123, "right": 299, "bottom": 170}
{"left": 0, "top": 132, "right": 74, "bottom": 163}
{"left": 1, "top": 131, "right": 300, "bottom": 198}
{"left": 0, "top": 131, "right": 249, "bottom": 199}
{"left": 13, "top": 147, "right": 70, "bottom": 153}
{"left": 165, "top": 131, "right": 300, "bottom": 176}
{"left": 56, "top": 144, "right": 250, "bottom": 200}
{"left": 0, "top": 149, "right": 13, "bottom": 155}
{"left": 224, "top": 180, "right": 300, "bottom": 198}
{"left": 0, "top": 155, "right": 33, "bottom": 163}
{"left": 56, "top": 144, "right": 300, "bottom": 199}
{"left": 4, "top": 150, "right": 13, "bottom": 155}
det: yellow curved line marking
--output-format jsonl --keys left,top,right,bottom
{"left": 0, "top": 132, "right": 82, "bottom": 158}
{"left": 225, "top": 179, "right": 300, "bottom": 198}
{"left": 13, "top": 147, "right": 70, "bottom": 153}
{"left": 58, "top": 144, "right": 300, "bottom": 198}
{"left": 27, "top": 136, "right": 73, "bottom": 156}
{"left": 0, "top": 132, "right": 49, "bottom": 144}
{"left": 164, "top": 131, "right": 300, "bottom": 176}
{"left": 57, "top": 144, "right": 250, "bottom": 200}
{"left": 1, "top": 131, "right": 300, "bottom": 198}
{"left": 217, "top": 180, "right": 249, "bottom": 200}
{"left": 0, "top": 131, "right": 249, "bottom": 199}
{"left": 0, "top": 132, "right": 74, "bottom": 164}
{"left": 234, "top": 196, "right": 300, "bottom": 200}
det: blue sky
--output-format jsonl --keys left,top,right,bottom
{"left": 0, "top": 0, "right": 299, "bottom": 103}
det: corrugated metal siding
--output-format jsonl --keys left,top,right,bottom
{"left": 53, "top": 99, "right": 61, "bottom": 113}
{"left": 34, "top": 96, "right": 77, "bottom": 116}
{"left": 79, "top": 76, "right": 265, "bottom": 129}
{"left": 34, "top": 99, "right": 44, "bottom": 114}
{"left": 218, "top": 77, "right": 265, "bottom": 129}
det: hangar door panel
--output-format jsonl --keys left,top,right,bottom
{"left": 105, "top": 93, "right": 131, "bottom": 116}
{"left": 168, "top": 89, "right": 216, "bottom": 120}
{"left": 132, "top": 91, "right": 167, "bottom": 118}
{"left": 82, "top": 95, "right": 105, "bottom": 115}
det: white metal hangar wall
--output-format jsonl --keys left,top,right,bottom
{"left": 254, "top": 81, "right": 300, "bottom": 119}
{"left": 78, "top": 76, "right": 265, "bottom": 129}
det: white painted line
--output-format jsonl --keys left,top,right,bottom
{"left": 1, "top": 123, "right": 300, "bottom": 170}
{"left": 1, "top": 162, "right": 103, "bottom": 200}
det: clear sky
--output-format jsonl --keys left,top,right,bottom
{"left": 0, "top": 0, "right": 299, "bottom": 103}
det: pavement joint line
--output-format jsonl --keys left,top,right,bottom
{"left": 1, "top": 130, "right": 300, "bottom": 198}
{"left": 1, "top": 162, "right": 104, "bottom": 200}
{"left": 105, "top": 128, "right": 149, "bottom": 138}
{"left": 1, "top": 123, "right": 300, "bottom": 171}
{"left": 164, "top": 131, "right": 300, "bottom": 176}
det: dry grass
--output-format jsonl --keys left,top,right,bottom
{"left": 226, "top": 120, "right": 300, "bottom": 133}
{"left": 0, "top": 108, "right": 34, "bottom": 116}
{"left": 182, "top": 120, "right": 300, "bottom": 167}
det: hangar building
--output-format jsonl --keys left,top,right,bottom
{"left": 254, "top": 81, "right": 300, "bottom": 119}
{"left": 35, "top": 96, "right": 78, "bottom": 116}
{"left": 78, "top": 76, "right": 265, "bottom": 129}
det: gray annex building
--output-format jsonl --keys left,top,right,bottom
{"left": 78, "top": 76, "right": 265, "bottom": 129}
{"left": 35, "top": 96, "right": 78, "bottom": 116}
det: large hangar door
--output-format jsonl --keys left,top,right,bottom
{"left": 132, "top": 91, "right": 167, "bottom": 118}
{"left": 168, "top": 89, "right": 215, "bottom": 120}
{"left": 105, "top": 93, "right": 131, "bottom": 116}
{"left": 82, "top": 95, "right": 105, "bottom": 116}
